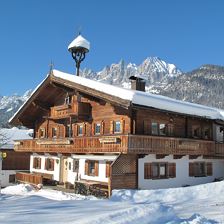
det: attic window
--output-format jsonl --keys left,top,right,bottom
{"left": 65, "top": 94, "right": 71, "bottom": 105}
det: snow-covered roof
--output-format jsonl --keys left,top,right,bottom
{"left": 68, "top": 35, "right": 90, "bottom": 52}
{"left": 52, "top": 69, "right": 224, "bottom": 121}
{"left": 0, "top": 127, "right": 33, "bottom": 149}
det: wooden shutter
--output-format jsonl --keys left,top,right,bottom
{"left": 189, "top": 162, "right": 195, "bottom": 177}
{"left": 91, "top": 123, "right": 95, "bottom": 135}
{"left": 144, "top": 163, "right": 152, "bottom": 179}
{"left": 85, "top": 160, "right": 89, "bottom": 175}
{"left": 51, "top": 159, "right": 55, "bottom": 171}
{"left": 110, "top": 121, "right": 114, "bottom": 134}
{"left": 121, "top": 119, "right": 125, "bottom": 134}
{"left": 168, "top": 163, "right": 176, "bottom": 178}
{"left": 45, "top": 158, "right": 48, "bottom": 170}
{"left": 106, "top": 162, "right": 111, "bottom": 178}
{"left": 33, "top": 158, "right": 37, "bottom": 169}
{"left": 83, "top": 123, "right": 86, "bottom": 136}
{"left": 206, "top": 162, "right": 213, "bottom": 176}
{"left": 95, "top": 161, "right": 99, "bottom": 176}
{"left": 101, "top": 121, "right": 104, "bottom": 135}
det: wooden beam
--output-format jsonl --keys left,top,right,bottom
{"left": 189, "top": 155, "right": 200, "bottom": 159}
{"left": 32, "top": 100, "right": 50, "bottom": 111}
{"left": 156, "top": 154, "right": 168, "bottom": 159}
{"left": 173, "top": 155, "right": 185, "bottom": 159}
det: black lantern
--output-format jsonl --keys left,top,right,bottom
{"left": 68, "top": 34, "right": 90, "bottom": 76}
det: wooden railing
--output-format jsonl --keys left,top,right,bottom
{"left": 14, "top": 134, "right": 222, "bottom": 156}
{"left": 50, "top": 102, "right": 91, "bottom": 119}
{"left": 215, "top": 143, "right": 224, "bottom": 157}
{"left": 14, "top": 135, "right": 129, "bottom": 154}
{"left": 16, "top": 172, "right": 43, "bottom": 185}
{"left": 128, "top": 135, "right": 215, "bottom": 156}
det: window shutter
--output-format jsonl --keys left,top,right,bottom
{"left": 206, "top": 162, "right": 213, "bottom": 176}
{"left": 189, "top": 163, "right": 195, "bottom": 177}
{"left": 168, "top": 163, "right": 176, "bottom": 178}
{"left": 110, "top": 121, "right": 114, "bottom": 134}
{"left": 38, "top": 158, "right": 41, "bottom": 169}
{"left": 144, "top": 163, "right": 152, "bottom": 179}
{"left": 95, "top": 161, "right": 99, "bottom": 176}
{"left": 101, "top": 121, "right": 104, "bottom": 135}
{"left": 51, "top": 159, "right": 55, "bottom": 171}
{"left": 91, "top": 123, "right": 95, "bottom": 135}
{"left": 33, "top": 158, "right": 36, "bottom": 169}
{"left": 45, "top": 158, "right": 48, "bottom": 170}
{"left": 83, "top": 123, "right": 86, "bottom": 136}
{"left": 85, "top": 160, "right": 89, "bottom": 175}
{"left": 121, "top": 119, "right": 125, "bottom": 134}
{"left": 106, "top": 162, "right": 111, "bottom": 178}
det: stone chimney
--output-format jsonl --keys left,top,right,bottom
{"left": 129, "top": 75, "right": 146, "bottom": 92}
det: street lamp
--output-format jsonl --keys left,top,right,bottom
{"left": 68, "top": 34, "right": 90, "bottom": 76}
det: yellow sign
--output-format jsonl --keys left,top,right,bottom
{"left": 0, "top": 152, "right": 7, "bottom": 159}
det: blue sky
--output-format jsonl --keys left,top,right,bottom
{"left": 1, "top": 0, "right": 224, "bottom": 96}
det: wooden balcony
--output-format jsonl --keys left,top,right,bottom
{"left": 14, "top": 135, "right": 222, "bottom": 156}
{"left": 14, "top": 135, "right": 129, "bottom": 154}
{"left": 50, "top": 102, "right": 91, "bottom": 119}
{"left": 215, "top": 143, "right": 224, "bottom": 157}
{"left": 128, "top": 135, "right": 215, "bottom": 156}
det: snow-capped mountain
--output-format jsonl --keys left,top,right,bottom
{"left": 1, "top": 57, "right": 224, "bottom": 127}
{"left": 81, "top": 57, "right": 182, "bottom": 90}
{"left": 0, "top": 90, "right": 32, "bottom": 127}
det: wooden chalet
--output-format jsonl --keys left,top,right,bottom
{"left": 9, "top": 69, "right": 224, "bottom": 197}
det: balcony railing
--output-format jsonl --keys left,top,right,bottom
{"left": 13, "top": 134, "right": 222, "bottom": 156}
{"left": 50, "top": 102, "right": 91, "bottom": 119}
{"left": 128, "top": 135, "right": 215, "bottom": 156}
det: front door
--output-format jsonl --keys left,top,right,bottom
{"left": 61, "top": 157, "right": 68, "bottom": 184}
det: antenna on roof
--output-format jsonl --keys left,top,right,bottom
{"left": 49, "top": 61, "right": 54, "bottom": 75}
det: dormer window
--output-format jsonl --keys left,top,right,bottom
{"left": 65, "top": 94, "right": 71, "bottom": 105}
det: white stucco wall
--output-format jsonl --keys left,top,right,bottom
{"left": 139, "top": 154, "right": 224, "bottom": 190}
{"left": 30, "top": 154, "right": 61, "bottom": 181}
{"left": 1, "top": 170, "right": 16, "bottom": 188}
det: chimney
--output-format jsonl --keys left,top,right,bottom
{"left": 129, "top": 75, "right": 146, "bottom": 92}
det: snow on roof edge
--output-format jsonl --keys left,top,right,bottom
{"left": 52, "top": 69, "right": 224, "bottom": 121}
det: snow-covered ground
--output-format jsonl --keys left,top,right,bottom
{"left": 1, "top": 181, "right": 224, "bottom": 224}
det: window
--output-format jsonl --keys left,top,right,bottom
{"left": 189, "top": 162, "right": 212, "bottom": 177}
{"left": 192, "top": 125, "right": 201, "bottom": 138}
{"left": 52, "top": 127, "right": 57, "bottom": 138}
{"left": 144, "top": 162, "right": 176, "bottom": 179}
{"left": 85, "top": 160, "right": 99, "bottom": 176}
{"left": 114, "top": 121, "right": 121, "bottom": 133}
{"left": 45, "top": 158, "right": 54, "bottom": 171}
{"left": 33, "top": 157, "right": 41, "bottom": 169}
{"left": 39, "top": 128, "right": 45, "bottom": 138}
{"left": 65, "top": 94, "right": 71, "bottom": 105}
{"left": 73, "top": 159, "right": 79, "bottom": 172}
{"left": 65, "top": 124, "right": 72, "bottom": 138}
{"left": 159, "top": 124, "right": 166, "bottom": 136}
{"left": 9, "top": 174, "right": 15, "bottom": 183}
{"left": 78, "top": 125, "right": 83, "bottom": 136}
{"left": 95, "top": 123, "right": 101, "bottom": 135}
{"left": 151, "top": 122, "right": 158, "bottom": 135}
{"left": 202, "top": 127, "right": 210, "bottom": 139}
{"left": 68, "top": 162, "right": 72, "bottom": 170}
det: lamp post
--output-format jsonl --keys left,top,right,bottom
{"left": 68, "top": 34, "right": 90, "bottom": 76}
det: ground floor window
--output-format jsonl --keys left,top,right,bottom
{"left": 45, "top": 158, "right": 55, "bottom": 171}
{"left": 85, "top": 160, "right": 99, "bottom": 176}
{"left": 144, "top": 162, "right": 176, "bottom": 179}
{"left": 189, "top": 162, "right": 212, "bottom": 177}
{"left": 9, "top": 174, "right": 15, "bottom": 183}
{"left": 73, "top": 159, "right": 79, "bottom": 172}
{"left": 33, "top": 157, "right": 41, "bottom": 169}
